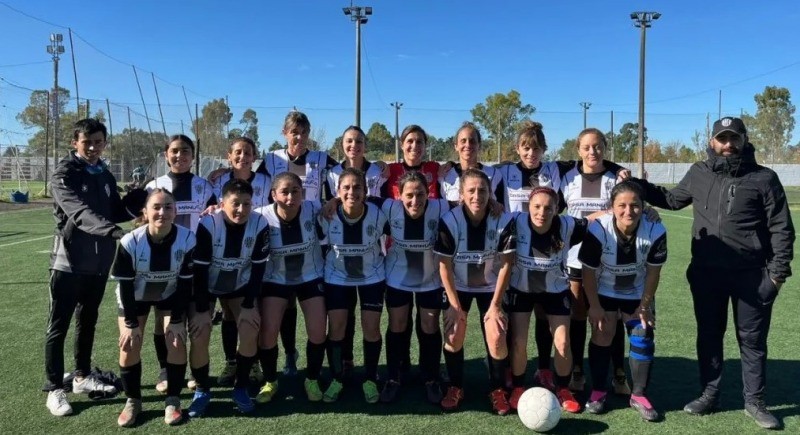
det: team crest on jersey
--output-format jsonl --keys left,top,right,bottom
{"left": 427, "top": 219, "right": 437, "bottom": 232}
{"left": 366, "top": 224, "right": 375, "bottom": 237}
{"left": 487, "top": 230, "right": 496, "bottom": 241}
{"left": 605, "top": 179, "right": 615, "bottom": 192}
{"left": 194, "top": 183, "right": 203, "bottom": 195}
{"left": 244, "top": 236, "right": 254, "bottom": 249}
{"left": 175, "top": 249, "right": 184, "bottom": 263}
{"left": 528, "top": 174, "right": 540, "bottom": 188}
{"left": 540, "top": 173, "right": 551, "bottom": 186}
{"left": 304, "top": 220, "right": 314, "bottom": 233}
{"left": 81, "top": 184, "right": 88, "bottom": 192}
{"left": 639, "top": 243, "right": 650, "bottom": 256}
{"left": 254, "top": 187, "right": 262, "bottom": 198}
{"left": 391, "top": 219, "right": 403, "bottom": 230}
{"left": 105, "top": 184, "right": 111, "bottom": 197}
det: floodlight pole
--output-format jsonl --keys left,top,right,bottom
{"left": 343, "top": 4, "right": 372, "bottom": 128}
{"left": 631, "top": 11, "right": 660, "bottom": 178}
{"left": 47, "top": 33, "right": 65, "bottom": 195}
{"left": 580, "top": 102, "right": 592, "bottom": 129}
{"left": 391, "top": 101, "right": 403, "bottom": 162}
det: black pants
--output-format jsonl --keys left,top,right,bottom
{"left": 687, "top": 264, "right": 777, "bottom": 402}
{"left": 44, "top": 270, "right": 108, "bottom": 390}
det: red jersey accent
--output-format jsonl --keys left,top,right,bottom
{"left": 386, "top": 161, "right": 441, "bottom": 199}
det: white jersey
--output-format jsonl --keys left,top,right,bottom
{"left": 498, "top": 161, "right": 562, "bottom": 213}
{"left": 112, "top": 225, "right": 196, "bottom": 302}
{"left": 579, "top": 214, "right": 668, "bottom": 300}
{"left": 434, "top": 206, "right": 515, "bottom": 293}
{"left": 327, "top": 161, "right": 386, "bottom": 198}
{"left": 256, "top": 201, "right": 325, "bottom": 285}
{"left": 194, "top": 210, "right": 270, "bottom": 296}
{"left": 146, "top": 173, "right": 215, "bottom": 233}
{"left": 318, "top": 202, "right": 388, "bottom": 286}
{"left": 263, "top": 149, "right": 330, "bottom": 201}
{"left": 560, "top": 164, "right": 617, "bottom": 269}
{"left": 212, "top": 172, "right": 272, "bottom": 209}
{"left": 510, "top": 215, "right": 583, "bottom": 294}
{"left": 383, "top": 198, "right": 451, "bottom": 292}
{"left": 440, "top": 163, "right": 504, "bottom": 203}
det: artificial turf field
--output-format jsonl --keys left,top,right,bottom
{"left": 0, "top": 205, "right": 797, "bottom": 434}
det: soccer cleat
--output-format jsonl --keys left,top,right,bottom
{"left": 250, "top": 364, "right": 265, "bottom": 384}
{"left": 585, "top": 390, "right": 608, "bottom": 414}
{"left": 630, "top": 395, "right": 660, "bottom": 422}
{"left": 568, "top": 370, "right": 586, "bottom": 392}
{"left": 362, "top": 380, "right": 379, "bottom": 404}
{"left": 489, "top": 388, "right": 511, "bottom": 416}
{"left": 233, "top": 387, "right": 255, "bottom": 413}
{"left": 683, "top": 392, "right": 720, "bottom": 415}
{"left": 304, "top": 378, "right": 323, "bottom": 402}
{"left": 440, "top": 386, "right": 464, "bottom": 412}
{"left": 425, "top": 381, "right": 443, "bottom": 404}
{"left": 557, "top": 387, "right": 581, "bottom": 413}
{"left": 117, "top": 398, "right": 142, "bottom": 427}
{"left": 323, "top": 379, "right": 344, "bottom": 403}
{"left": 217, "top": 362, "right": 237, "bottom": 387}
{"left": 164, "top": 396, "right": 183, "bottom": 425}
{"left": 613, "top": 369, "right": 632, "bottom": 395}
{"left": 187, "top": 390, "right": 211, "bottom": 418}
{"left": 744, "top": 400, "right": 781, "bottom": 430}
{"left": 73, "top": 376, "right": 117, "bottom": 395}
{"left": 255, "top": 381, "right": 279, "bottom": 404}
{"left": 155, "top": 368, "right": 168, "bottom": 394}
{"left": 379, "top": 380, "right": 401, "bottom": 403}
{"left": 282, "top": 349, "right": 299, "bottom": 376}
{"left": 508, "top": 387, "right": 526, "bottom": 410}
{"left": 46, "top": 389, "right": 73, "bottom": 416}
{"left": 533, "top": 369, "right": 556, "bottom": 392}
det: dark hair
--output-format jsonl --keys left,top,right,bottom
{"left": 230, "top": 137, "right": 257, "bottom": 155}
{"left": 337, "top": 167, "right": 366, "bottom": 192}
{"left": 134, "top": 188, "right": 175, "bottom": 228}
{"left": 527, "top": 186, "right": 563, "bottom": 253}
{"left": 610, "top": 180, "right": 644, "bottom": 205}
{"left": 455, "top": 121, "right": 482, "bottom": 144}
{"left": 576, "top": 128, "right": 606, "bottom": 149}
{"left": 341, "top": 125, "right": 367, "bottom": 146}
{"left": 165, "top": 134, "right": 195, "bottom": 153}
{"left": 221, "top": 178, "right": 253, "bottom": 198}
{"left": 397, "top": 170, "right": 429, "bottom": 195}
{"left": 458, "top": 168, "right": 490, "bottom": 193}
{"left": 73, "top": 118, "right": 107, "bottom": 141}
{"left": 517, "top": 120, "right": 547, "bottom": 152}
{"left": 283, "top": 111, "right": 311, "bottom": 133}
{"left": 271, "top": 171, "right": 302, "bottom": 192}
{"left": 400, "top": 124, "right": 428, "bottom": 144}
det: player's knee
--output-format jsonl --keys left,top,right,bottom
{"left": 626, "top": 319, "right": 655, "bottom": 362}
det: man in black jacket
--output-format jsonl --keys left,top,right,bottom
{"left": 44, "top": 119, "right": 146, "bottom": 416}
{"left": 633, "top": 117, "right": 794, "bottom": 430}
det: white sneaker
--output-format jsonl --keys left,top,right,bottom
{"left": 72, "top": 376, "right": 117, "bottom": 394}
{"left": 47, "top": 390, "right": 73, "bottom": 416}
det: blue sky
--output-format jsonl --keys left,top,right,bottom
{"left": 1, "top": 0, "right": 799, "bottom": 155}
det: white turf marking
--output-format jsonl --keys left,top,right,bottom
{"left": 0, "top": 206, "right": 49, "bottom": 215}
{"left": 660, "top": 212, "right": 692, "bottom": 220}
{"left": 0, "top": 235, "right": 51, "bottom": 248}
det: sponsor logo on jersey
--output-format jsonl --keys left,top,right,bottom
{"left": 454, "top": 250, "right": 495, "bottom": 264}
{"left": 244, "top": 236, "right": 254, "bottom": 249}
{"left": 194, "top": 183, "right": 203, "bottom": 195}
{"left": 333, "top": 245, "right": 372, "bottom": 256}
{"left": 175, "top": 249, "right": 184, "bottom": 263}
{"left": 139, "top": 271, "right": 178, "bottom": 281}
{"left": 391, "top": 219, "right": 403, "bottom": 230}
{"left": 304, "top": 219, "right": 314, "bottom": 233}
{"left": 271, "top": 241, "right": 313, "bottom": 256}
{"left": 212, "top": 257, "right": 249, "bottom": 270}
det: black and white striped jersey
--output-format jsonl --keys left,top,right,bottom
{"left": 194, "top": 210, "right": 270, "bottom": 296}
{"left": 560, "top": 164, "right": 617, "bottom": 269}
{"left": 497, "top": 161, "right": 562, "bottom": 213}
{"left": 326, "top": 160, "right": 386, "bottom": 199}
{"left": 382, "top": 198, "right": 451, "bottom": 292}
{"left": 211, "top": 171, "right": 272, "bottom": 209}
{"left": 146, "top": 172, "right": 216, "bottom": 233}
{"left": 510, "top": 215, "right": 587, "bottom": 294}
{"left": 259, "top": 149, "right": 335, "bottom": 201}
{"left": 111, "top": 224, "right": 195, "bottom": 302}
{"left": 317, "top": 202, "right": 389, "bottom": 286}
{"left": 255, "top": 201, "right": 325, "bottom": 285}
{"left": 434, "top": 206, "right": 515, "bottom": 293}
{"left": 439, "top": 163, "right": 505, "bottom": 206}
{"left": 579, "top": 214, "right": 667, "bottom": 300}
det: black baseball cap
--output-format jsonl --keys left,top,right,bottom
{"left": 712, "top": 117, "right": 747, "bottom": 138}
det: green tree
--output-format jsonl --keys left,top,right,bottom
{"left": 268, "top": 140, "right": 283, "bottom": 152}
{"left": 690, "top": 129, "right": 709, "bottom": 161}
{"left": 744, "top": 86, "right": 795, "bottom": 164}
{"left": 365, "top": 122, "right": 393, "bottom": 160}
{"left": 105, "top": 128, "right": 168, "bottom": 177}
{"left": 553, "top": 139, "right": 579, "bottom": 161}
{"left": 608, "top": 122, "right": 646, "bottom": 163}
{"left": 193, "top": 98, "right": 232, "bottom": 157}
{"left": 470, "top": 90, "right": 535, "bottom": 162}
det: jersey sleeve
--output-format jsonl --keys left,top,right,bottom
{"left": 251, "top": 223, "right": 270, "bottom": 264}
{"left": 646, "top": 232, "right": 668, "bottom": 266}
{"left": 433, "top": 217, "right": 457, "bottom": 257}
{"left": 193, "top": 223, "right": 213, "bottom": 266}
{"left": 578, "top": 224, "right": 603, "bottom": 269}
{"left": 569, "top": 217, "right": 590, "bottom": 247}
{"left": 325, "top": 154, "right": 338, "bottom": 169}
{"left": 497, "top": 217, "right": 516, "bottom": 254}
{"left": 111, "top": 240, "right": 136, "bottom": 280}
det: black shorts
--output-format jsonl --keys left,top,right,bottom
{"left": 117, "top": 292, "right": 180, "bottom": 318}
{"left": 325, "top": 281, "right": 385, "bottom": 312}
{"left": 504, "top": 288, "right": 572, "bottom": 316}
{"left": 385, "top": 286, "right": 447, "bottom": 310}
{"left": 567, "top": 267, "right": 582, "bottom": 282}
{"left": 446, "top": 291, "right": 493, "bottom": 314}
{"left": 212, "top": 286, "right": 248, "bottom": 302}
{"left": 261, "top": 279, "right": 324, "bottom": 302}
{"left": 598, "top": 294, "right": 640, "bottom": 315}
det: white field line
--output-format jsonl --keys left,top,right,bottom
{"left": 0, "top": 235, "right": 51, "bottom": 248}
{"left": 660, "top": 212, "right": 692, "bottom": 220}
{"left": 0, "top": 206, "right": 49, "bottom": 215}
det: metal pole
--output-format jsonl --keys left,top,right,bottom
{"left": 610, "top": 110, "right": 615, "bottom": 161}
{"left": 152, "top": 72, "right": 168, "bottom": 137}
{"left": 195, "top": 104, "right": 200, "bottom": 174}
{"left": 355, "top": 19, "right": 362, "bottom": 127}
{"left": 580, "top": 102, "right": 591, "bottom": 129}
{"left": 44, "top": 90, "right": 50, "bottom": 195}
{"left": 68, "top": 29, "right": 80, "bottom": 116}
{"left": 637, "top": 22, "right": 646, "bottom": 178}
{"left": 391, "top": 102, "right": 402, "bottom": 162}
{"left": 718, "top": 90, "right": 722, "bottom": 120}
{"left": 132, "top": 66, "right": 156, "bottom": 148}
{"left": 53, "top": 42, "right": 61, "bottom": 163}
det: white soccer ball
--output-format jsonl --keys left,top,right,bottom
{"left": 517, "top": 387, "right": 561, "bottom": 432}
